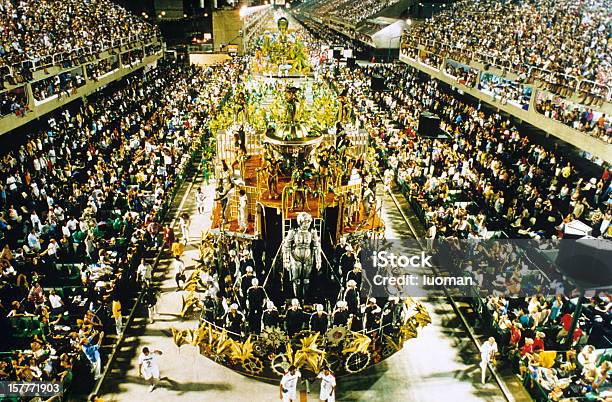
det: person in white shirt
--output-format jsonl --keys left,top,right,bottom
{"left": 480, "top": 337, "right": 498, "bottom": 384}
{"left": 280, "top": 365, "right": 301, "bottom": 402}
{"left": 137, "top": 259, "right": 152, "bottom": 286}
{"left": 138, "top": 347, "right": 163, "bottom": 392}
{"left": 2, "top": 263, "right": 16, "bottom": 278}
{"left": 31, "top": 212, "right": 42, "bottom": 233}
{"left": 48, "top": 289, "right": 64, "bottom": 315}
{"left": 317, "top": 365, "right": 336, "bottom": 402}
{"left": 6, "top": 176, "right": 17, "bottom": 192}
{"left": 42, "top": 239, "right": 59, "bottom": 262}
{"left": 67, "top": 217, "right": 78, "bottom": 232}
{"left": 27, "top": 229, "right": 42, "bottom": 252}
{"left": 195, "top": 189, "right": 206, "bottom": 215}
{"left": 31, "top": 182, "right": 40, "bottom": 198}
{"left": 179, "top": 214, "right": 190, "bottom": 243}
{"left": 61, "top": 223, "right": 71, "bottom": 238}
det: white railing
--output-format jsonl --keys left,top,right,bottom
{"left": 6, "top": 32, "right": 160, "bottom": 75}
{"left": 402, "top": 37, "right": 611, "bottom": 102}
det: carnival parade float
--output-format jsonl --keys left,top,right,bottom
{"left": 170, "top": 14, "right": 431, "bottom": 382}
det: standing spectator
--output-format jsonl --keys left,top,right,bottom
{"left": 137, "top": 258, "right": 152, "bottom": 287}
{"left": 27, "top": 229, "right": 41, "bottom": 252}
{"left": 111, "top": 295, "right": 122, "bottom": 336}
{"left": 27, "top": 282, "right": 45, "bottom": 311}
{"left": 81, "top": 330, "right": 104, "bottom": 380}
{"left": 48, "top": 289, "right": 64, "bottom": 315}
{"left": 480, "top": 337, "right": 498, "bottom": 384}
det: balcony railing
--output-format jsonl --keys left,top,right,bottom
{"left": 401, "top": 37, "right": 611, "bottom": 103}
{"left": 1, "top": 32, "right": 161, "bottom": 86}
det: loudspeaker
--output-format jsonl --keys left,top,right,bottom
{"left": 371, "top": 75, "right": 386, "bottom": 91}
{"left": 333, "top": 49, "right": 341, "bottom": 59}
{"left": 417, "top": 112, "right": 441, "bottom": 137}
{"left": 346, "top": 57, "right": 356, "bottom": 68}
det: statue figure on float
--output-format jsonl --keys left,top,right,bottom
{"left": 283, "top": 212, "right": 321, "bottom": 299}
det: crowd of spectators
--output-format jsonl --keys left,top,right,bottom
{"left": 535, "top": 94, "right": 612, "bottom": 143}
{"left": 0, "top": 56, "right": 243, "bottom": 389}
{"left": 297, "top": 0, "right": 401, "bottom": 25}
{"left": 0, "top": 89, "right": 27, "bottom": 117}
{"left": 402, "top": 37, "right": 608, "bottom": 143}
{"left": 478, "top": 73, "right": 532, "bottom": 110}
{"left": 337, "top": 63, "right": 611, "bottom": 241}
{"left": 443, "top": 62, "right": 478, "bottom": 88}
{"left": 482, "top": 291, "right": 611, "bottom": 401}
{"left": 120, "top": 49, "right": 145, "bottom": 68}
{"left": 326, "top": 50, "right": 612, "bottom": 402}
{"left": 402, "top": 47, "right": 443, "bottom": 72}
{"left": 299, "top": 17, "right": 369, "bottom": 55}
{"left": 401, "top": 0, "right": 611, "bottom": 103}
{"left": 0, "top": 0, "right": 157, "bottom": 72}
{"left": 86, "top": 57, "right": 120, "bottom": 82}
{"left": 30, "top": 69, "right": 86, "bottom": 102}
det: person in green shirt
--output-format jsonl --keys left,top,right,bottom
{"left": 202, "top": 160, "right": 211, "bottom": 185}
{"left": 72, "top": 229, "right": 86, "bottom": 255}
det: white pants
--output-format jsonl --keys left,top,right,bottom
{"left": 114, "top": 315, "right": 123, "bottom": 336}
{"left": 181, "top": 227, "right": 189, "bottom": 242}
{"left": 148, "top": 306, "right": 156, "bottom": 322}
{"left": 91, "top": 358, "right": 102, "bottom": 379}
{"left": 142, "top": 366, "right": 160, "bottom": 381}
{"left": 238, "top": 209, "right": 247, "bottom": 229}
{"left": 282, "top": 389, "right": 297, "bottom": 402}
{"left": 480, "top": 359, "right": 489, "bottom": 383}
{"left": 320, "top": 391, "right": 335, "bottom": 402}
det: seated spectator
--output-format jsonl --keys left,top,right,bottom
{"left": 0, "top": 0, "right": 159, "bottom": 75}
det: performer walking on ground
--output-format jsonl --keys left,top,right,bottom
{"left": 179, "top": 213, "right": 190, "bottom": 243}
{"left": 280, "top": 365, "right": 301, "bottom": 402}
{"left": 195, "top": 188, "right": 206, "bottom": 215}
{"left": 317, "top": 365, "right": 336, "bottom": 402}
{"left": 138, "top": 347, "right": 163, "bottom": 392}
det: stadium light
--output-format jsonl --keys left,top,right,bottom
{"left": 406, "top": 18, "right": 412, "bottom": 25}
